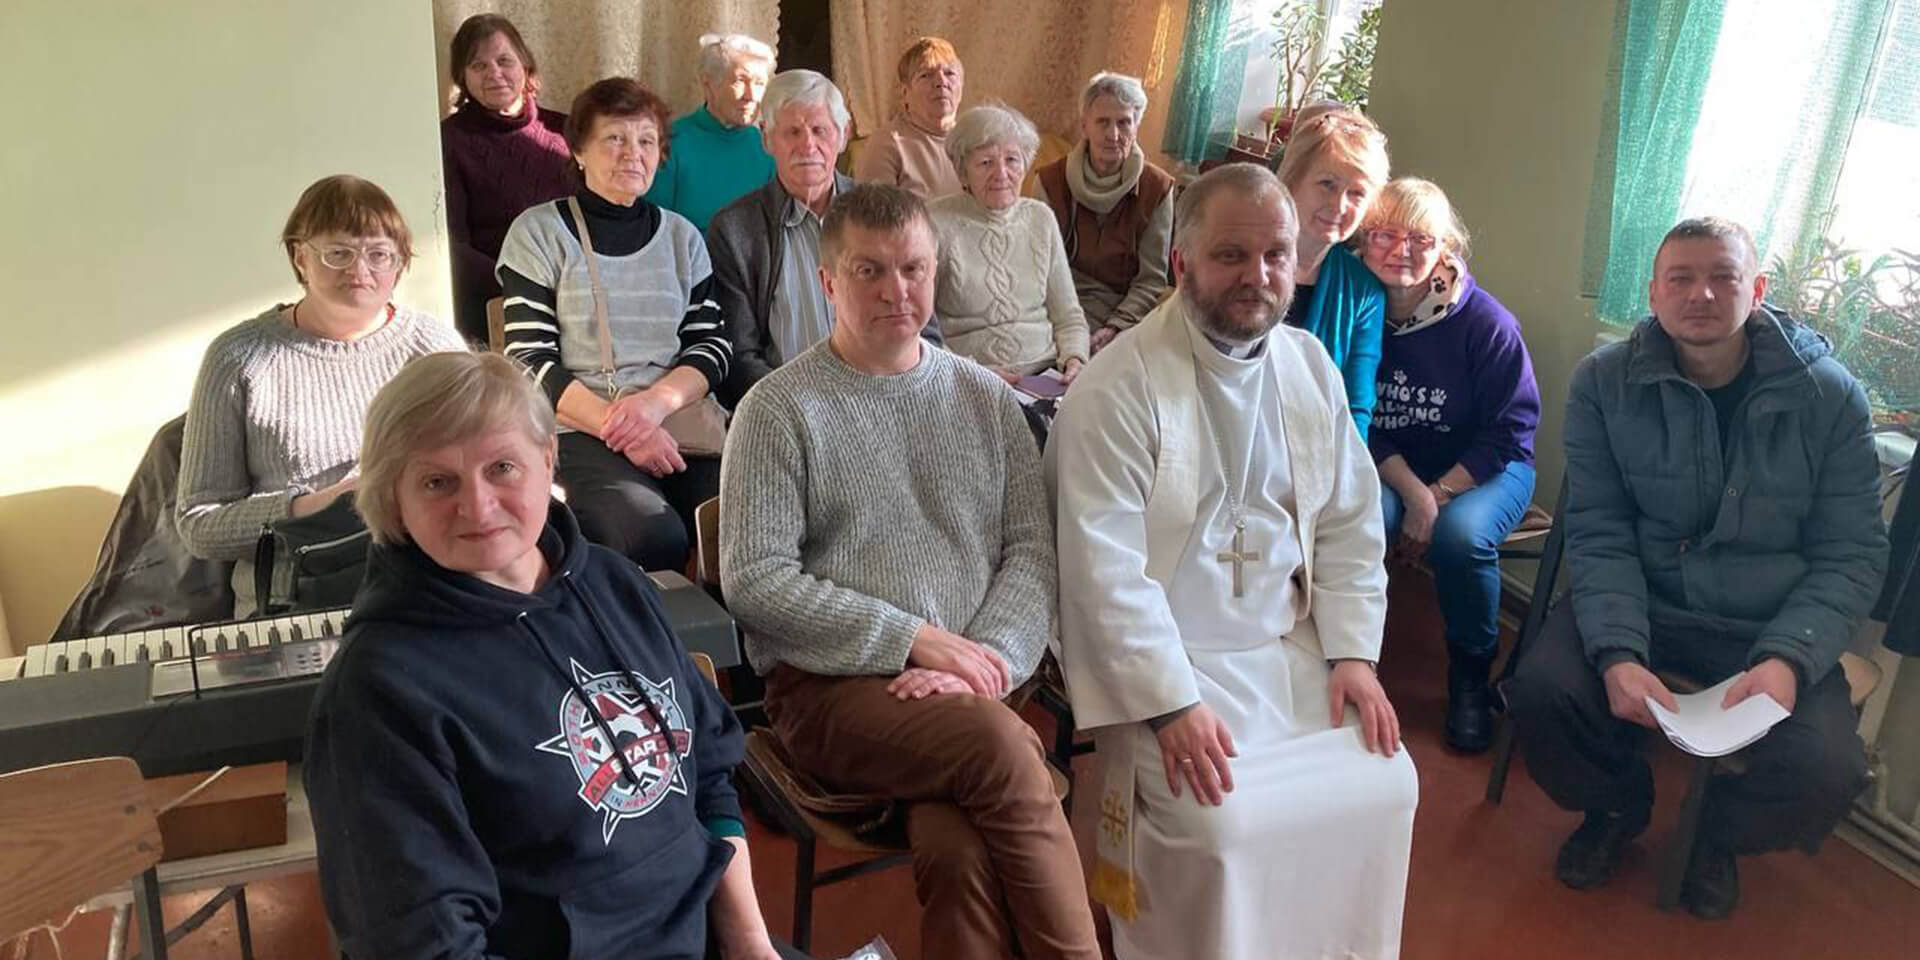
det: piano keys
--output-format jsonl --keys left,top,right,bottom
{"left": 20, "top": 609, "right": 350, "bottom": 678}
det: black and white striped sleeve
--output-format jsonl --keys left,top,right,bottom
{"left": 497, "top": 265, "right": 575, "bottom": 408}
{"left": 673, "top": 272, "right": 730, "bottom": 391}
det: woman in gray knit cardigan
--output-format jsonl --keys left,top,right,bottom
{"left": 930, "top": 105, "right": 1090, "bottom": 386}
{"left": 176, "top": 175, "right": 468, "bottom": 616}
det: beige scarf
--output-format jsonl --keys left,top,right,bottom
{"left": 1064, "top": 141, "right": 1146, "bottom": 216}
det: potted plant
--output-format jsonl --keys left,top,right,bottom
{"left": 1237, "top": 0, "right": 1383, "bottom": 170}
{"left": 1768, "top": 229, "right": 1920, "bottom": 425}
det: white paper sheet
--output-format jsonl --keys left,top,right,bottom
{"left": 1645, "top": 674, "right": 1790, "bottom": 757}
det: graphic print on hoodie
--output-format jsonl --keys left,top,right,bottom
{"left": 305, "top": 501, "right": 746, "bottom": 960}
{"left": 536, "top": 658, "right": 695, "bottom": 844}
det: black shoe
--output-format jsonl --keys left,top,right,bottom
{"left": 1556, "top": 807, "right": 1651, "bottom": 890}
{"left": 1681, "top": 840, "right": 1740, "bottom": 919}
{"left": 1445, "top": 659, "right": 1494, "bottom": 753}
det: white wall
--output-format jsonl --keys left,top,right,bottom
{"left": 0, "top": 0, "right": 452, "bottom": 651}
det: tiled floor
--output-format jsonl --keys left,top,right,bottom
{"left": 18, "top": 574, "right": 1919, "bottom": 959}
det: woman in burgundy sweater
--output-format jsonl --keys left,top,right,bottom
{"left": 441, "top": 14, "right": 576, "bottom": 343}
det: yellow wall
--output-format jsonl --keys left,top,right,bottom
{"left": 0, "top": 1, "right": 451, "bottom": 653}
{"left": 1367, "top": 0, "right": 1620, "bottom": 507}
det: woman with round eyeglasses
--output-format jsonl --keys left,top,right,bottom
{"left": 1274, "top": 107, "right": 1391, "bottom": 438}
{"left": 1360, "top": 177, "right": 1540, "bottom": 753}
{"left": 177, "top": 174, "right": 469, "bottom": 616}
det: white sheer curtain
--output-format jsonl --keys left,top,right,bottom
{"left": 430, "top": 0, "right": 780, "bottom": 117}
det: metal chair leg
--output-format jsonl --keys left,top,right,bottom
{"left": 233, "top": 887, "right": 255, "bottom": 960}
{"left": 1658, "top": 757, "right": 1715, "bottom": 911}
{"left": 1485, "top": 716, "right": 1517, "bottom": 804}
{"left": 792, "top": 834, "right": 815, "bottom": 954}
{"left": 132, "top": 868, "right": 168, "bottom": 960}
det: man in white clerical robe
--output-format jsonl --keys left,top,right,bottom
{"left": 1047, "top": 163, "right": 1418, "bottom": 960}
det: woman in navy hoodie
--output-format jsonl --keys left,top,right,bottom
{"left": 1361, "top": 178, "right": 1540, "bottom": 755}
{"left": 305, "top": 351, "right": 782, "bottom": 959}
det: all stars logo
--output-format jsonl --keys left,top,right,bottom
{"left": 536, "top": 659, "right": 694, "bottom": 844}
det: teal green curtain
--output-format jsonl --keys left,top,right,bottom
{"left": 1162, "top": 0, "right": 1246, "bottom": 168}
{"left": 1594, "top": 0, "right": 1728, "bottom": 324}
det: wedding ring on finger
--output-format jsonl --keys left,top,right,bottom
{"left": 1180, "top": 757, "right": 1196, "bottom": 766}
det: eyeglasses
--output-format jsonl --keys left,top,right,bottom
{"left": 303, "top": 241, "right": 402, "bottom": 273}
{"left": 1365, "top": 229, "right": 1439, "bottom": 254}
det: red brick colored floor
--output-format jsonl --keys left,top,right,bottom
{"left": 18, "top": 574, "right": 1919, "bottom": 959}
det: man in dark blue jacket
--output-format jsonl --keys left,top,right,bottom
{"left": 1510, "top": 217, "right": 1887, "bottom": 919}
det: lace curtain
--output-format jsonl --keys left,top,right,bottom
{"left": 829, "top": 0, "right": 1185, "bottom": 144}
{"left": 430, "top": 0, "right": 780, "bottom": 116}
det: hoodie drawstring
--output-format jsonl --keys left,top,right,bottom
{"left": 517, "top": 610, "right": 654, "bottom": 790}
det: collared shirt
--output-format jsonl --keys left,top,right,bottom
{"left": 768, "top": 186, "right": 836, "bottom": 364}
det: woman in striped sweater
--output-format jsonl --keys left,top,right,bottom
{"left": 497, "top": 78, "right": 732, "bottom": 572}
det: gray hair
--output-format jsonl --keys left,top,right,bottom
{"left": 696, "top": 33, "right": 774, "bottom": 83}
{"left": 1660, "top": 216, "right": 1760, "bottom": 272}
{"left": 944, "top": 104, "right": 1040, "bottom": 177}
{"left": 758, "top": 69, "right": 852, "bottom": 138}
{"left": 1174, "top": 163, "right": 1295, "bottom": 259}
{"left": 358, "top": 351, "right": 556, "bottom": 546}
{"left": 1082, "top": 71, "right": 1148, "bottom": 123}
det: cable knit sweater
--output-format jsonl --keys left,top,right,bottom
{"left": 930, "top": 194, "right": 1090, "bottom": 375}
{"left": 717, "top": 342, "right": 1054, "bottom": 686}
{"left": 177, "top": 304, "right": 468, "bottom": 613}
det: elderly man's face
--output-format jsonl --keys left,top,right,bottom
{"left": 1081, "top": 94, "right": 1138, "bottom": 176}
{"left": 703, "top": 58, "right": 771, "bottom": 127}
{"left": 821, "top": 219, "right": 937, "bottom": 355}
{"left": 767, "top": 100, "right": 845, "bottom": 196}
{"left": 396, "top": 427, "right": 555, "bottom": 593}
{"left": 1649, "top": 235, "right": 1767, "bottom": 349}
{"left": 1174, "top": 189, "right": 1299, "bottom": 344}
{"left": 902, "top": 59, "right": 963, "bottom": 129}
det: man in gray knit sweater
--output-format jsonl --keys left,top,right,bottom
{"left": 719, "top": 185, "right": 1099, "bottom": 960}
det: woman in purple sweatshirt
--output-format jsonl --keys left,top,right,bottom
{"left": 1361, "top": 178, "right": 1540, "bottom": 754}
{"left": 441, "top": 14, "right": 576, "bottom": 343}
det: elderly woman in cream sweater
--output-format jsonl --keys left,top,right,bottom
{"left": 930, "top": 105, "right": 1090, "bottom": 384}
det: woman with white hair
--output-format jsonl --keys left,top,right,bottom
{"left": 931, "top": 104, "right": 1090, "bottom": 384}
{"left": 644, "top": 33, "right": 776, "bottom": 231}
{"left": 1034, "top": 71, "right": 1174, "bottom": 353}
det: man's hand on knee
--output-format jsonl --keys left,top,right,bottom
{"left": 1603, "top": 661, "right": 1677, "bottom": 728}
{"left": 908, "top": 623, "right": 1011, "bottom": 698}
{"left": 887, "top": 667, "right": 974, "bottom": 701}
{"left": 1155, "top": 704, "right": 1237, "bottom": 807}
{"left": 1722, "top": 658, "right": 1798, "bottom": 713}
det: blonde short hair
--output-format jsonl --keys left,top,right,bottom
{"left": 1363, "top": 177, "right": 1472, "bottom": 260}
{"left": 896, "top": 36, "right": 961, "bottom": 84}
{"left": 358, "top": 350, "right": 555, "bottom": 546}
{"left": 1275, "top": 107, "right": 1390, "bottom": 196}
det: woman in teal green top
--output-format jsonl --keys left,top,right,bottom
{"left": 1276, "top": 106, "right": 1391, "bottom": 438}
{"left": 644, "top": 33, "right": 777, "bottom": 231}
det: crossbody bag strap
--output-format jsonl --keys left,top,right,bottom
{"left": 565, "top": 196, "right": 618, "bottom": 400}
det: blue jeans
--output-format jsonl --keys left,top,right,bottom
{"left": 1380, "top": 460, "right": 1536, "bottom": 664}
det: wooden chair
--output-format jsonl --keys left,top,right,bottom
{"left": 1, "top": 757, "right": 161, "bottom": 954}
{"left": 485, "top": 297, "right": 505, "bottom": 353}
